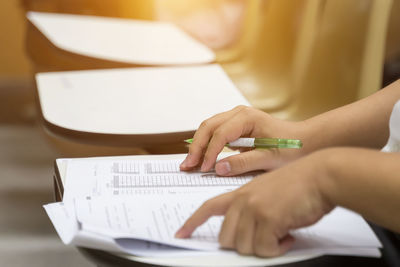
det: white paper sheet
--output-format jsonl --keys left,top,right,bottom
{"left": 27, "top": 12, "right": 215, "bottom": 65}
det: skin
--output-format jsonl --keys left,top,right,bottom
{"left": 175, "top": 79, "right": 400, "bottom": 257}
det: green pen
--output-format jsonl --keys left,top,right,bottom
{"left": 184, "top": 137, "right": 302, "bottom": 149}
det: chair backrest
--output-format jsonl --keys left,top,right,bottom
{"left": 221, "top": 0, "right": 393, "bottom": 120}
{"left": 357, "top": 0, "right": 393, "bottom": 99}
{"left": 222, "top": 0, "right": 310, "bottom": 114}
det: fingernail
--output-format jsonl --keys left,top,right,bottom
{"left": 215, "top": 161, "right": 231, "bottom": 175}
{"left": 175, "top": 227, "right": 187, "bottom": 238}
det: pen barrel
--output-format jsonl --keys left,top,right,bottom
{"left": 228, "top": 138, "right": 255, "bottom": 147}
{"left": 254, "top": 138, "right": 303, "bottom": 149}
{"left": 186, "top": 138, "right": 302, "bottom": 149}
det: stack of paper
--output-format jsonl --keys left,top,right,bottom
{"left": 45, "top": 153, "right": 382, "bottom": 265}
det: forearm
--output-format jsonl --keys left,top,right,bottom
{"left": 302, "top": 80, "right": 400, "bottom": 152}
{"left": 319, "top": 147, "right": 400, "bottom": 233}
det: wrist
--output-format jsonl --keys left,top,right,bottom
{"left": 309, "top": 148, "right": 340, "bottom": 210}
{"left": 292, "top": 119, "right": 317, "bottom": 156}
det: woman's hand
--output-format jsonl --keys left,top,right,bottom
{"left": 176, "top": 150, "right": 334, "bottom": 257}
{"left": 180, "top": 105, "right": 310, "bottom": 175}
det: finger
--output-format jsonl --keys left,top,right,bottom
{"left": 215, "top": 147, "right": 303, "bottom": 176}
{"left": 238, "top": 147, "right": 253, "bottom": 153}
{"left": 175, "top": 193, "right": 234, "bottom": 238}
{"left": 253, "top": 224, "right": 280, "bottom": 257}
{"left": 180, "top": 106, "right": 245, "bottom": 170}
{"left": 218, "top": 199, "right": 244, "bottom": 249}
{"left": 254, "top": 225, "right": 294, "bottom": 257}
{"left": 214, "top": 150, "right": 271, "bottom": 176}
{"left": 181, "top": 154, "right": 205, "bottom": 173}
{"left": 278, "top": 234, "right": 295, "bottom": 255}
{"left": 235, "top": 208, "right": 256, "bottom": 255}
{"left": 201, "top": 111, "right": 254, "bottom": 172}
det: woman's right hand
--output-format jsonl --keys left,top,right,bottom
{"left": 180, "top": 105, "right": 311, "bottom": 176}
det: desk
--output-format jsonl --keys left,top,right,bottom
{"left": 52, "top": 164, "right": 396, "bottom": 267}
{"left": 35, "top": 65, "right": 250, "bottom": 155}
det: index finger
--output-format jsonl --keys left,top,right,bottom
{"left": 175, "top": 193, "right": 234, "bottom": 238}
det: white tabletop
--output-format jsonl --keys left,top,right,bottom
{"left": 27, "top": 11, "right": 215, "bottom": 66}
{"left": 36, "top": 65, "right": 250, "bottom": 135}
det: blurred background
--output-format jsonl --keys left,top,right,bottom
{"left": 0, "top": 0, "right": 399, "bottom": 266}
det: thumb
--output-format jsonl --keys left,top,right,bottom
{"left": 215, "top": 149, "right": 284, "bottom": 176}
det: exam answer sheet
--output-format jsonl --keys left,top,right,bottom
{"left": 44, "top": 154, "right": 382, "bottom": 259}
